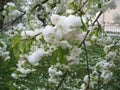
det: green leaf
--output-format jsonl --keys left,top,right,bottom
{"left": 9, "top": 86, "right": 16, "bottom": 90}
{"left": 50, "top": 49, "right": 58, "bottom": 65}
{"left": 58, "top": 47, "right": 68, "bottom": 64}
{"left": 9, "top": 67, "right": 16, "bottom": 71}
{"left": 10, "top": 35, "right": 21, "bottom": 48}
{"left": 98, "top": 3, "right": 102, "bottom": 8}
{"left": 19, "top": 40, "right": 32, "bottom": 53}
{"left": 80, "top": 17, "right": 88, "bottom": 31}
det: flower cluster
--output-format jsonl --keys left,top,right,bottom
{"left": 0, "top": 39, "right": 10, "bottom": 61}
{"left": 1, "top": 0, "right": 119, "bottom": 89}
{"left": 3, "top": 2, "right": 21, "bottom": 22}
{"left": 13, "top": 14, "right": 83, "bottom": 82}
{"left": 81, "top": 60, "right": 114, "bottom": 90}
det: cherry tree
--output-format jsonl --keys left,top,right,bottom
{"left": 0, "top": 0, "right": 120, "bottom": 90}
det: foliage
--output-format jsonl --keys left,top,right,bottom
{"left": 0, "top": 0, "right": 120, "bottom": 90}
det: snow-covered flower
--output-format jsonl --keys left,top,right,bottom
{"left": 16, "top": 23, "right": 26, "bottom": 30}
{"left": 66, "top": 9, "right": 74, "bottom": 14}
{"left": 58, "top": 40, "right": 72, "bottom": 49}
{"left": 7, "top": 2, "right": 15, "bottom": 7}
{"left": 101, "top": 70, "right": 113, "bottom": 81}
{"left": 48, "top": 66, "right": 62, "bottom": 78}
{"left": 9, "top": 9, "right": 21, "bottom": 16}
{"left": 70, "top": 46, "right": 82, "bottom": 57}
{"left": 66, "top": 15, "right": 81, "bottom": 27}
{"left": 28, "top": 48, "right": 46, "bottom": 65}
{"left": 17, "top": 60, "right": 36, "bottom": 74}
{"left": 51, "top": 14, "right": 65, "bottom": 26}
{"left": 103, "top": 44, "right": 114, "bottom": 53}
{"left": 51, "top": 14, "right": 81, "bottom": 29}
{"left": 21, "top": 29, "right": 41, "bottom": 38}
{"left": 42, "top": 25, "right": 55, "bottom": 43}
{"left": 95, "top": 60, "right": 114, "bottom": 71}
{"left": 21, "top": 30, "right": 35, "bottom": 37}
{"left": 11, "top": 73, "right": 18, "bottom": 79}
{"left": 48, "top": 66, "right": 62, "bottom": 83}
{"left": 105, "top": 51, "right": 117, "bottom": 60}
{"left": 105, "top": 36, "right": 112, "bottom": 44}
{"left": 91, "top": 35, "right": 98, "bottom": 41}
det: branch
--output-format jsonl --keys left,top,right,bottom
{"left": 55, "top": 8, "right": 103, "bottom": 90}
{"left": 1, "top": 0, "right": 49, "bottom": 31}
{"left": 41, "top": 0, "right": 49, "bottom": 4}
{"left": 83, "top": 42, "right": 90, "bottom": 90}
{"left": 1, "top": 11, "right": 26, "bottom": 31}
{"left": 55, "top": 70, "right": 68, "bottom": 90}
{"left": 74, "top": 0, "right": 88, "bottom": 14}
{"left": 78, "top": 31, "right": 89, "bottom": 48}
{"left": 78, "top": 11, "right": 103, "bottom": 48}
{"left": 33, "top": 0, "right": 49, "bottom": 10}
{"left": 91, "top": 12, "right": 103, "bottom": 26}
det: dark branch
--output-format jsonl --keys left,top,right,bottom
{"left": 91, "top": 12, "right": 103, "bottom": 26}
{"left": 33, "top": 0, "right": 49, "bottom": 10}
{"left": 1, "top": 11, "right": 26, "bottom": 31}
{"left": 55, "top": 70, "right": 68, "bottom": 90}
{"left": 41, "top": 0, "right": 49, "bottom": 4}
{"left": 78, "top": 11, "right": 103, "bottom": 48}
{"left": 37, "top": 14, "right": 46, "bottom": 26}
{"left": 74, "top": 0, "right": 88, "bottom": 14}
{"left": 83, "top": 42, "right": 90, "bottom": 90}
{"left": 55, "top": 5, "right": 103, "bottom": 90}
{"left": 78, "top": 31, "right": 89, "bottom": 48}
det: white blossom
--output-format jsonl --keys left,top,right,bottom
{"left": 11, "top": 73, "right": 18, "bottom": 79}
{"left": 105, "top": 51, "right": 117, "bottom": 60}
{"left": 66, "top": 9, "right": 74, "bottom": 14}
{"left": 7, "top": 2, "right": 15, "bottom": 7}
{"left": 96, "top": 60, "right": 114, "bottom": 71}
{"left": 9, "top": 9, "right": 21, "bottom": 16}
{"left": 101, "top": 70, "right": 113, "bottom": 81}
{"left": 58, "top": 40, "right": 72, "bottom": 49}
{"left": 17, "top": 60, "right": 36, "bottom": 74}
{"left": 42, "top": 25, "right": 55, "bottom": 43}
{"left": 103, "top": 44, "right": 114, "bottom": 53}
{"left": 28, "top": 48, "right": 45, "bottom": 65}
{"left": 48, "top": 66, "right": 62, "bottom": 83}
{"left": 66, "top": 15, "right": 81, "bottom": 27}
{"left": 70, "top": 46, "right": 82, "bottom": 57}
{"left": 91, "top": 35, "right": 98, "bottom": 41}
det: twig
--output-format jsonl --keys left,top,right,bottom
{"left": 55, "top": 70, "right": 68, "bottom": 90}
{"left": 55, "top": 5, "right": 103, "bottom": 90}
{"left": 74, "top": 0, "right": 88, "bottom": 14}
{"left": 41, "top": 0, "right": 49, "bottom": 4}
{"left": 78, "top": 11, "right": 103, "bottom": 48}
{"left": 91, "top": 12, "right": 103, "bottom": 26}
{"left": 78, "top": 31, "right": 90, "bottom": 48}
{"left": 83, "top": 42, "right": 90, "bottom": 90}
{"left": 1, "top": 0, "right": 49, "bottom": 31}
{"left": 1, "top": 11, "right": 26, "bottom": 30}
{"left": 33, "top": 0, "right": 49, "bottom": 10}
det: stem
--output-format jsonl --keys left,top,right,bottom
{"left": 83, "top": 42, "right": 90, "bottom": 90}
{"left": 55, "top": 70, "right": 68, "bottom": 90}
{"left": 91, "top": 12, "right": 103, "bottom": 26}
{"left": 78, "top": 31, "right": 90, "bottom": 48}
{"left": 55, "top": 6, "right": 103, "bottom": 90}
{"left": 74, "top": 0, "right": 88, "bottom": 14}
{"left": 1, "top": 12, "right": 26, "bottom": 30}
{"left": 78, "top": 11, "right": 103, "bottom": 48}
